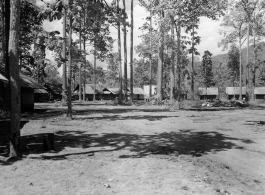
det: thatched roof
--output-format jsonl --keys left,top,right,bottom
{"left": 44, "top": 83, "right": 62, "bottom": 95}
{"left": 254, "top": 87, "right": 265, "bottom": 95}
{"left": 102, "top": 87, "right": 128, "bottom": 95}
{"left": 0, "top": 65, "right": 44, "bottom": 89}
{"left": 198, "top": 87, "right": 219, "bottom": 95}
{"left": 128, "top": 88, "right": 144, "bottom": 95}
{"left": 104, "top": 88, "right": 120, "bottom": 94}
{"left": 85, "top": 84, "right": 102, "bottom": 94}
{"left": 20, "top": 73, "right": 44, "bottom": 89}
{"left": 226, "top": 87, "right": 246, "bottom": 95}
{"left": 34, "top": 88, "right": 48, "bottom": 94}
{"left": 0, "top": 72, "right": 8, "bottom": 82}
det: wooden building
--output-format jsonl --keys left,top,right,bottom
{"left": 102, "top": 88, "right": 120, "bottom": 100}
{"left": 0, "top": 72, "right": 9, "bottom": 109}
{"left": 198, "top": 87, "right": 219, "bottom": 100}
{"left": 0, "top": 66, "right": 45, "bottom": 111}
{"left": 20, "top": 74, "right": 45, "bottom": 111}
{"left": 143, "top": 85, "right": 156, "bottom": 99}
{"left": 254, "top": 87, "right": 265, "bottom": 100}
{"left": 226, "top": 87, "right": 246, "bottom": 100}
{"left": 128, "top": 88, "right": 145, "bottom": 100}
{"left": 44, "top": 83, "right": 62, "bottom": 100}
{"left": 34, "top": 88, "right": 49, "bottom": 102}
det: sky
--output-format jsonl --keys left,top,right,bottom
{"left": 37, "top": 0, "right": 228, "bottom": 74}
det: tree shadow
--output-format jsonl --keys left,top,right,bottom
{"left": 75, "top": 115, "right": 179, "bottom": 121}
{"left": 17, "top": 129, "right": 254, "bottom": 161}
{"left": 26, "top": 106, "right": 172, "bottom": 120}
{"left": 247, "top": 105, "right": 265, "bottom": 110}
{"left": 244, "top": 120, "right": 265, "bottom": 126}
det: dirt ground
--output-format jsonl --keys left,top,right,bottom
{"left": 1, "top": 102, "right": 265, "bottom": 195}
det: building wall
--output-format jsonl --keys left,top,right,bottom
{"left": 132, "top": 94, "right": 144, "bottom": 100}
{"left": 227, "top": 95, "right": 246, "bottom": 100}
{"left": 102, "top": 94, "right": 117, "bottom": 100}
{"left": 255, "top": 94, "right": 265, "bottom": 100}
{"left": 0, "top": 82, "right": 4, "bottom": 108}
{"left": 143, "top": 85, "right": 156, "bottom": 97}
{"left": 0, "top": 81, "right": 10, "bottom": 110}
{"left": 85, "top": 94, "right": 102, "bottom": 101}
{"left": 21, "top": 88, "right": 34, "bottom": 111}
{"left": 34, "top": 93, "right": 49, "bottom": 102}
{"left": 199, "top": 95, "right": 218, "bottom": 100}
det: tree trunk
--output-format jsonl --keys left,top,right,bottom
{"left": 156, "top": 11, "right": 164, "bottom": 101}
{"left": 191, "top": 21, "right": 195, "bottom": 100}
{"left": 8, "top": 0, "right": 21, "bottom": 158}
{"left": 170, "top": 16, "right": 175, "bottom": 102}
{"left": 79, "top": 23, "right": 82, "bottom": 102}
{"left": 149, "top": 9, "right": 152, "bottom": 99}
{"left": 176, "top": 21, "right": 181, "bottom": 102}
{"left": 4, "top": 0, "right": 10, "bottom": 75}
{"left": 239, "top": 37, "right": 242, "bottom": 100}
{"left": 1, "top": 0, "right": 5, "bottom": 64}
{"left": 2, "top": 0, "right": 10, "bottom": 111}
{"left": 79, "top": 67, "right": 82, "bottom": 101}
{"left": 67, "top": 14, "right": 73, "bottom": 118}
{"left": 251, "top": 37, "right": 257, "bottom": 100}
{"left": 93, "top": 40, "right": 97, "bottom": 102}
{"left": 130, "top": 0, "right": 133, "bottom": 103}
{"left": 117, "top": 0, "right": 122, "bottom": 102}
{"left": 83, "top": 24, "right": 86, "bottom": 101}
{"left": 62, "top": 8, "right": 67, "bottom": 105}
{"left": 123, "top": 0, "right": 128, "bottom": 101}
{"left": 246, "top": 22, "right": 250, "bottom": 99}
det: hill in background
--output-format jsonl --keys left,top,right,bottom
{"left": 212, "top": 43, "right": 265, "bottom": 68}
{"left": 211, "top": 43, "right": 265, "bottom": 85}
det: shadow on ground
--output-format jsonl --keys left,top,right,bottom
{"left": 26, "top": 106, "right": 171, "bottom": 120}
{"left": 244, "top": 120, "right": 265, "bottom": 126}
{"left": 75, "top": 114, "right": 179, "bottom": 121}
{"left": 0, "top": 129, "right": 252, "bottom": 162}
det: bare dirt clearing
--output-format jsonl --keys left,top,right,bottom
{"left": 1, "top": 102, "right": 265, "bottom": 195}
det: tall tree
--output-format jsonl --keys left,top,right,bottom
{"left": 201, "top": 50, "right": 214, "bottom": 88}
{"left": 227, "top": 44, "right": 240, "bottom": 88}
{"left": 106, "top": 52, "right": 120, "bottom": 87}
{"left": 78, "top": 20, "right": 82, "bottom": 102}
{"left": 67, "top": 5, "right": 73, "bottom": 118}
{"left": 169, "top": 15, "right": 175, "bottom": 102}
{"left": 93, "top": 39, "right": 97, "bottom": 101}
{"left": 62, "top": 6, "right": 67, "bottom": 105}
{"left": 149, "top": 7, "right": 153, "bottom": 99}
{"left": 130, "top": 0, "right": 133, "bottom": 103}
{"left": 176, "top": 19, "right": 181, "bottom": 102}
{"left": 156, "top": 10, "right": 164, "bottom": 101}
{"left": 8, "top": 0, "right": 21, "bottom": 158}
{"left": 139, "top": 0, "right": 227, "bottom": 101}
{"left": 122, "top": 0, "right": 128, "bottom": 101}
{"left": 1, "top": 0, "right": 10, "bottom": 111}
{"left": 235, "top": 0, "right": 260, "bottom": 98}
{"left": 219, "top": 5, "right": 248, "bottom": 100}
{"left": 116, "top": 0, "right": 123, "bottom": 102}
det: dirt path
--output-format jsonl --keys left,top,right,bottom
{"left": 0, "top": 103, "right": 265, "bottom": 195}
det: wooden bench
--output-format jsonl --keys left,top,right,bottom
{"left": 0, "top": 120, "right": 54, "bottom": 152}
{"left": 0, "top": 120, "right": 29, "bottom": 136}
{"left": 21, "top": 133, "right": 55, "bottom": 151}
